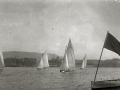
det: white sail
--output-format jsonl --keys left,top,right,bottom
{"left": 37, "top": 57, "right": 43, "bottom": 69}
{"left": 0, "top": 51, "right": 5, "bottom": 69}
{"left": 60, "top": 46, "right": 69, "bottom": 70}
{"left": 81, "top": 54, "right": 87, "bottom": 69}
{"left": 81, "top": 58, "right": 85, "bottom": 69}
{"left": 42, "top": 50, "right": 49, "bottom": 68}
{"left": 84, "top": 54, "right": 87, "bottom": 67}
{"left": 66, "top": 39, "right": 75, "bottom": 68}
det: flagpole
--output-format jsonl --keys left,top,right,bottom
{"left": 94, "top": 46, "right": 104, "bottom": 81}
{"left": 94, "top": 31, "right": 109, "bottom": 82}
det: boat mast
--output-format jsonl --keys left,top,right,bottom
{"left": 94, "top": 31, "right": 109, "bottom": 82}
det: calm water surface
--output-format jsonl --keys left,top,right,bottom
{"left": 0, "top": 67, "right": 120, "bottom": 90}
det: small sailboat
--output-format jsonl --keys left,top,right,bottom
{"left": 67, "top": 39, "right": 75, "bottom": 68}
{"left": 37, "top": 50, "right": 49, "bottom": 70}
{"left": 42, "top": 50, "right": 49, "bottom": 68}
{"left": 60, "top": 39, "right": 75, "bottom": 72}
{"left": 60, "top": 46, "right": 69, "bottom": 72}
{"left": 37, "top": 57, "right": 43, "bottom": 70}
{"left": 80, "top": 54, "right": 87, "bottom": 69}
{"left": 0, "top": 51, "right": 5, "bottom": 70}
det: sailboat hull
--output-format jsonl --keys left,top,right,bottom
{"left": 37, "top": 68, "right": 42, "bottom": 70}
{"left": 91, "top": 79, "right": 120, "bottom": 90}
{"left": 60, "top": 69, "right": 74, "bottom": 72}
{"left": 80, "top": 67, "right": 84, "bottom": 69}
{"left": 37, "top": 67, "right": 47, "bottom": 70}
{"left": 37, "top": 68, "right": 44, "bottom": 70}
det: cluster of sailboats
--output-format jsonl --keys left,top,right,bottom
{"left": 0, "top": 39, "right": 88, "bottom": 71}
{"left": 36, "top": 39, "right": 87, "bottom": 72}
{"left": 60, "top": 39, "right": 75, "bottom": 72}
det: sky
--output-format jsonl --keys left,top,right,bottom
{"left": 0, "top": 0, "right": 120, "bottom": 60}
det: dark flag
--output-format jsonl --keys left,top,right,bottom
{"left": 93, "top": 31, "right": 120, "bottom": 82}
{"left": 104, "top": 32, "right": 120, "bottom": 56}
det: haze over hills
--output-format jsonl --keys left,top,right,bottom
{"left": 2, "top": 51, "right": 120, "bottom": 67}
{"left": 3, "top": 51, "right": 59, "bottom": 60}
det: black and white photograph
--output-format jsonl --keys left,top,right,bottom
{"left": 0, "top": 0, "right": 120, "bottom": 90}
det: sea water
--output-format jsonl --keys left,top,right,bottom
{"left": 0, "top": 67, "right": 120, "bottom": 90}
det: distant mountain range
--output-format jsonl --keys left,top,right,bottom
{"left": 2, "top": 51, "right": 120, "bottom": 67}
{"left": 3, "top": 51, "right": 59, "bottom": 60}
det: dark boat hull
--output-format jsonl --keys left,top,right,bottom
{"left": 37, "top": 68, "right": 46, "bottom": 70}
{"left": 60, "top": 69, "right": 74, "bottom": 72}
{"left": 91, "top": 79, "right": 120, "bottom": 90}
{"left": 80, "top": 68, "right": 84, "bottom": 69}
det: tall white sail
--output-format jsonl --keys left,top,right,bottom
{"left": 84, "top": 54, "right": 87, "bottom": 67}
{"left": 81, "top": 54, "right": 87, "bottom": 69}
{"left": 66, "top": 39, "right": 75, "bottom": 68}
{"left": 81, "top": 58, "right": 85, "bottom": 69}
{"left": 0, "top": 51, "right": 5, "bottom": 69}
{"left": 42, "top": 50, "right": 49, "bottom": 68}
{"left": 60, "top": 46, "right": 69, "bottom": 70}
{"left": 37, "top": 57, "right": 43, "bottom": 69}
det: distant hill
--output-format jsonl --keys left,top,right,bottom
{"left": 3, "top": 51, "right": 58, "bottom": 61}
{"left": 3, "top": 51, "right": 120, "bottom": 67}
{"left": 2, "top": 51, "right": 63, "bottom": 67}
{"left": 76, "top": 58, "right": 120, "bottom": 67}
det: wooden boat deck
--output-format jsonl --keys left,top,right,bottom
{"left": 91, "top": 79, "right": 120, "bottom": 90}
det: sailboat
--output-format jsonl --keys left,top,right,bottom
{"left": 60, "top": 46, "right": 69, "bottom": 72}
{"left": 91, "top": 31, "right": 120, "bottom": 90}
{"left": 37, "top": 57, "right": 43, "bottom": 70}
{"left": 67, "top": 39, "right": 75, "bottom": 68}
{"left": 0, "top": 51, "right": 5, "bottom": 70}
{"left": 37, "top": 50, "right": 49, "bottom": 70}
{"left": 60, "top": 39, "right": 75, "bottom": 72}
{"left": 80, "top": 54, "right": 87, "bottom": 69}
